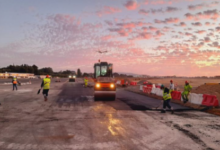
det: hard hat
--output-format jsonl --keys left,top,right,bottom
{"left": 170, "top": 80, "right": 173, "bottom": 82}
{"left": 185, "top": 81, "right": 188, "bottom": 84}
{"left": 160, "top": 84, "right": 164, "bottom": 88}
{"left": 46, "top": 75, "right": 49, "bottom": 78}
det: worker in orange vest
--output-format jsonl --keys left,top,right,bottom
{"left": 12, "top": 77, "right": 18, "bottom": 91}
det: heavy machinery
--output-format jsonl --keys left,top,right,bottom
{"left": 69, "top": 75, "right": 76, "bottom": 82}
{"left": 94, "top": 62, "right": 116, "bottom": 100}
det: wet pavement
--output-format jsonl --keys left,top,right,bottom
{"left": 0, "top": 78, "right": 219, "bottom": 150}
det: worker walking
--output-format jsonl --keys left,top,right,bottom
{"left": 12, "top": 77, "right": 18, "bottom": 91}
{"left": 182, "top": 81, "right": 192, "bottom": 103}
{"left": 41, "top": 75, "right": 51, "bottom": 101}
{"left": 169, "top": 80, "right": 175, "bottom": 90}
{"left": 160, "top": 85, "right": 174, "bottom": 114}
{"left": 84, "top": 77, "right": 88, "bottom": 88}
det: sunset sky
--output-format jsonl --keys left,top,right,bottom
{"left": 0, "top": 0, "right": 220, "bottom": 76}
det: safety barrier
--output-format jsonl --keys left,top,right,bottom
{"left": 130, "top": 81, "right": 137, "bottom": 86}
{"left": 171, "top": 91, "right": 181, "bottom": 101}
{"left": 143, "top": 81, "right": 148, "bottom": 85}
{"left": 116, "top": 80, "right": 121, "bottom": 85}
{"left": 155, "top": 85, "right": 161, "bottom": 88}
{"left": 143, "top": 86, "right": 152, "bottom": 94}
{"left": 189, "top": 93, "right": 203, "bottom": 105}
{"left": 155, "top": 88, "right": 163, "bottom": 96}
{"left": 151, "top": 87, "right": 157, "bottom": 94}
{"left": 146, "top": 84, "right": 153, "bottom": 88}
{"left": 202, "top": 94, "right": 219, "bottom": 107}
{"left": 139, "top": 82, "right": 219, "bottom": 107}
{"left": 140, "top": 85, "right": 143, "bottom": 91}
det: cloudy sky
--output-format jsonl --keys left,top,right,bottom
{"left": 0, "top": 0, "right": 220, "bottom": 76}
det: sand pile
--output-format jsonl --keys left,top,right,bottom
{"left": 191, "top": 84, "right": 220, "bottom": 102}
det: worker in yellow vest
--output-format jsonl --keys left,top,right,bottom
{"left": 182, "top": 81, "right": 192, "bottom": 103}
{"left": 12, "top": 77, "right": 18, "bottom": 91}
{"left": 160, "top": 85, "right": 174, "bottom": 114}
{"left": 84, "top": 77, "right": 88, "bottom": 88}
{"left": 41, "top": 75, "right": 51, "bottom": 101}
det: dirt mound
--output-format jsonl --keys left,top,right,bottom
{"left": 191, "top": 84, "right": 220, "bottom": 102}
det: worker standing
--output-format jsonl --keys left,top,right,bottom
{"left": 12, "top": 77, "right": 18, "bottom": 91}
{"left": 169, "top": 80, "right": 175, "bottom": 90}
{"left": 84, "top": 77, "right": 88, "bottom": 88}
{"left": 182, "top": 81, "right": 192, "bottom": 103}
{"left": 41, "top": 75, "right": 51, "bottom": 101}
{"left": 160, "top": 85, "right": 174, "bottom": 114}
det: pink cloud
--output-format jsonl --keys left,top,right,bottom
{"left": 149, "top": 26, "right": 158, "bottom": 31}
{"left": 96, "top": 6, "right": 121, "bottom": 17}
{"left": 132, "top": 32, "right": 152, "bottom": 40}
{"left": 195, "top": 30, "right": 206, "bottom": 34}
{"left": 192, "top": 22, "right": 202, "bottom": 26}
{"left": 142, "top": 27, "right": 148, "bottom": 32}
{"left": 154, "top": 17, "right": 179, "bottom": 24}
{"left": 216, "top": 27, "right": 220, "bottom": 32}
{"left": 155, "top": 30, "right": 164, "bottom": 38}
{"left": 188, "top": 3, "right": 205, "bottom": 11}
{"left": 139, "top": 9, "right": 149, "bottom": 15}
{"left": 48, "top": 14, "right": 75, "bottom": 24}
{"left": 101, "top": 35, "right": 113, "bottom": 41}
{"left": 124, "top": 0, "right": 138, "bottom": 10}
{"left": 205, "top": 22, "right": 211, "bottom": 26}
{"left": 105, "top": 20, "right": 114, "bottom": 26}
{"left": 185, "top": 9, "right": 220, "bottom": 21}
{"left": 109, "top": 28, "right": 131, "bottom": 36}
{"left": 116, "top": 21, "right": 146, "bottom": 28}
{"left": 185, "top": 32, "right": 193, "bottom": 36}
{"left": 150, "top": 0, "right": 172, "bottom": 5}
{"left": 175, "top": 22, "right": 186, "bottom": 27}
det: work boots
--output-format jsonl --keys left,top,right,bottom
{"left": 44, "top": 97, "right": 48, "bottom": 102}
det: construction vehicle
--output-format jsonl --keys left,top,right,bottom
{"left": 69, "top": 74, "right": 76, "bottom": 82}
{"left": 94, "top": 62, "right": 116, "bottom": 100}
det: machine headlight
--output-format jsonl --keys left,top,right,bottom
{"left": 73, "top": 75, "right": 76, "bottom": 78}
{"left": 96, "top": 83, "right": 100, "bottom": 88}
{"left": 110, "top": 84, "right": 114, "bottom": 88}
{"left": 69, "top": 76, "right": 71, "bottom": 78}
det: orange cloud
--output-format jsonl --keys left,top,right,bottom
{"left": 124, "top": 0, "right": 138, "bottom": 10}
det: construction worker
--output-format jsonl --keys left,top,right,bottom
{"left": 170, "top": 80, "right": 175, "bottom": 90}
{"left": 41, "top": 75, "right": 51, "bottom": 101}
{"left": 12, "top": 77, "right": 18, "bottom": 91}
{"left": 182, "top": 81, "right": 192, "bottom": 103}
{"left": 160, "top": 85, "right": 174, "bottom": 114}
{"left": 84, "top": 77, "right": 88, "bottom": 88}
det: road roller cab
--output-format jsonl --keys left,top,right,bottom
{"left": 94, "top": 62, "right": 116, "bottom": 100}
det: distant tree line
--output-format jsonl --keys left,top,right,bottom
{"left": 0, "top": 64, "right": 92, "bottom": 78}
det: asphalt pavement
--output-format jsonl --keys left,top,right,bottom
{"left": 0, "top": 78, "right": 220, "bottom": 150}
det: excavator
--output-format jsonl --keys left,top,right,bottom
{"left": 93, "top": 62, "right": 116, "bottom": 100}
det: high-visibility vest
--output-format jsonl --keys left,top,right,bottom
{"left": 163, "top": 89, "right": 172, "bottom": 101}
{"left": 13, "top": 80, "right": 17, "bottom": 84}
{"left": 183, "top": 84, "right": 192, "bottom": 95}
{"left": 43, "top": 78, "right": 51, "bottom": 89}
